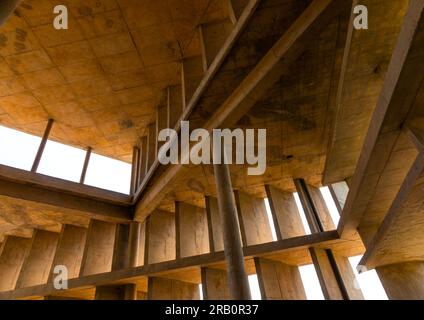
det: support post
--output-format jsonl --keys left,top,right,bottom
{"left": 129, "top": 222, "right": 141, "bottom": 268}
{"left": 79, "top": 147, "right": 92, "bottom": 184}
{"left": 138, "top": 137, "right": 148, "bottom": 183}
{"left": 376, "top": 262, "right": 424, "bottom": 300}
{"left": 130, "top": 147, "right": 140, "bottom": 194}
{"left": 31, "top": 119, "right": 53, "bottom": 173}
{"left": 213, "top": 162, "right": 251, "bottom": 300}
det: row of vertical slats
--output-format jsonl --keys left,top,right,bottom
{"left": 0, "top": 177, "right": 359, "bottom": 300}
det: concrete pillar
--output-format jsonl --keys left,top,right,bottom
{"left": 181, "top": 56, "right": 204, "bottom": 108}
{"left": 139, "top": 136, "right": 148, "bottom": 181}
{"left": 129, "top": 222, "right": 141, "bottom": 268}
{"left": 227, "top": 0, "right": 249, "bottom": 24}
{"left": 376, "top": 262, "right": 424, "bottom": 300}
{"left": 156, "top": 99, "right": 168, "bottom": 152}
{"left": 199, "top": 19, "right": 233, "bottom": 70}
{"left": 130, "top": 147, "right": 140, "bottom": 194}
{"left": 112, "top": 224, "right": 131, "bottom": 270}
{"left": 146, "top": 122, "right": 157, "bottom": 172}
{"left": 167, "top": 85, "right": 184, "bottom": 128}
{"left": 213, "top": 162, "right": 251, "bottom": 300}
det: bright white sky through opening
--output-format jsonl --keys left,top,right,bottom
{"left": 83, "top": 152, "right": 131, "bottom": 194}
{"left": 0, "top": 124, "right": 131, "bottom": 194}
{"left": 37, "top": 140, "right": 86, "bottom": 182}
{"left": 0, "top": 125, "right": 41, "bottom": 170}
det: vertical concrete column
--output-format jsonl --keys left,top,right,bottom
{"left": 227, "top": 0, "right": 249, "bottom": 24}
{"left": 139, "top": 136, "right": 148, "bottom": 181}
{"left": 167, "top": 85, "right": 184, "bottom": 128}
{"left": 181, "top": 56, "right": 204, "bottom": 108}
{"left": 213, "top": 162, "right": 251, "bottom": 300}
{"left": 198, "top": 18, "right": 234, "bottom": 70}
{"left": 129, "top": 222, "right": 141, "bottom": 268}
{"left": 156, "top": 97, "right": 168, "bottom": 153}
{"left": 112, "top": 224, "right": 131, "bottom": 270}
{"left": 130, "top": 147, "right": 140, "bottom": 194}
{"left": 146, "top": 122, "right": 157, "bottom": 172}
{"left": 376, "top": 262, "right": 424, "bottom": 300}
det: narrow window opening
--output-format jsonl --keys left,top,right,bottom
{"left": 299, "top": 264, "right": 325, "bottom": 300}
{"left": 320, "top": 186, "right": 340, "bottom": 227}
{"left": 264, "top": 198, "right": 277, "bottom": 241}
{"left": 198, "top": 284, "right": 203, "bottom": 300}
{"left": 348, "top": 255, "right": 388, "bottom": 300}
{"left": 248, "top": 274, "right": 262, "bottom": 300}
{"left": 293, "top": 193, "right": 311, "bottom": 235}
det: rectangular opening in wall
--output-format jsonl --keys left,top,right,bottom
{"left": 299, "top": 264, "right": 324, "bottom": 300}
{"left": 293, "top": 193, "right": 311, "bottom": 235}
{"left": 248, "top": 274, "right": 262, "bottom": 300}
{"left": 320, "top": 186, "right": 340, "bottom": 227}
{"left": 84, "top": 153, "right": 131, "bottom": 194}
{"left": 348, "top": 255, "right": 388, "bottom": 300}
{"left": 264, "top": 198, "right": 277, "bottom": 241}
{"left": 0, "top": 125, "right": 41, "bottom": 171}
{"left": 37, "top": 139, "right": 86, "bottom": 182}
{"left": 198, "top": 284, "right": 203, "bottom": 300}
